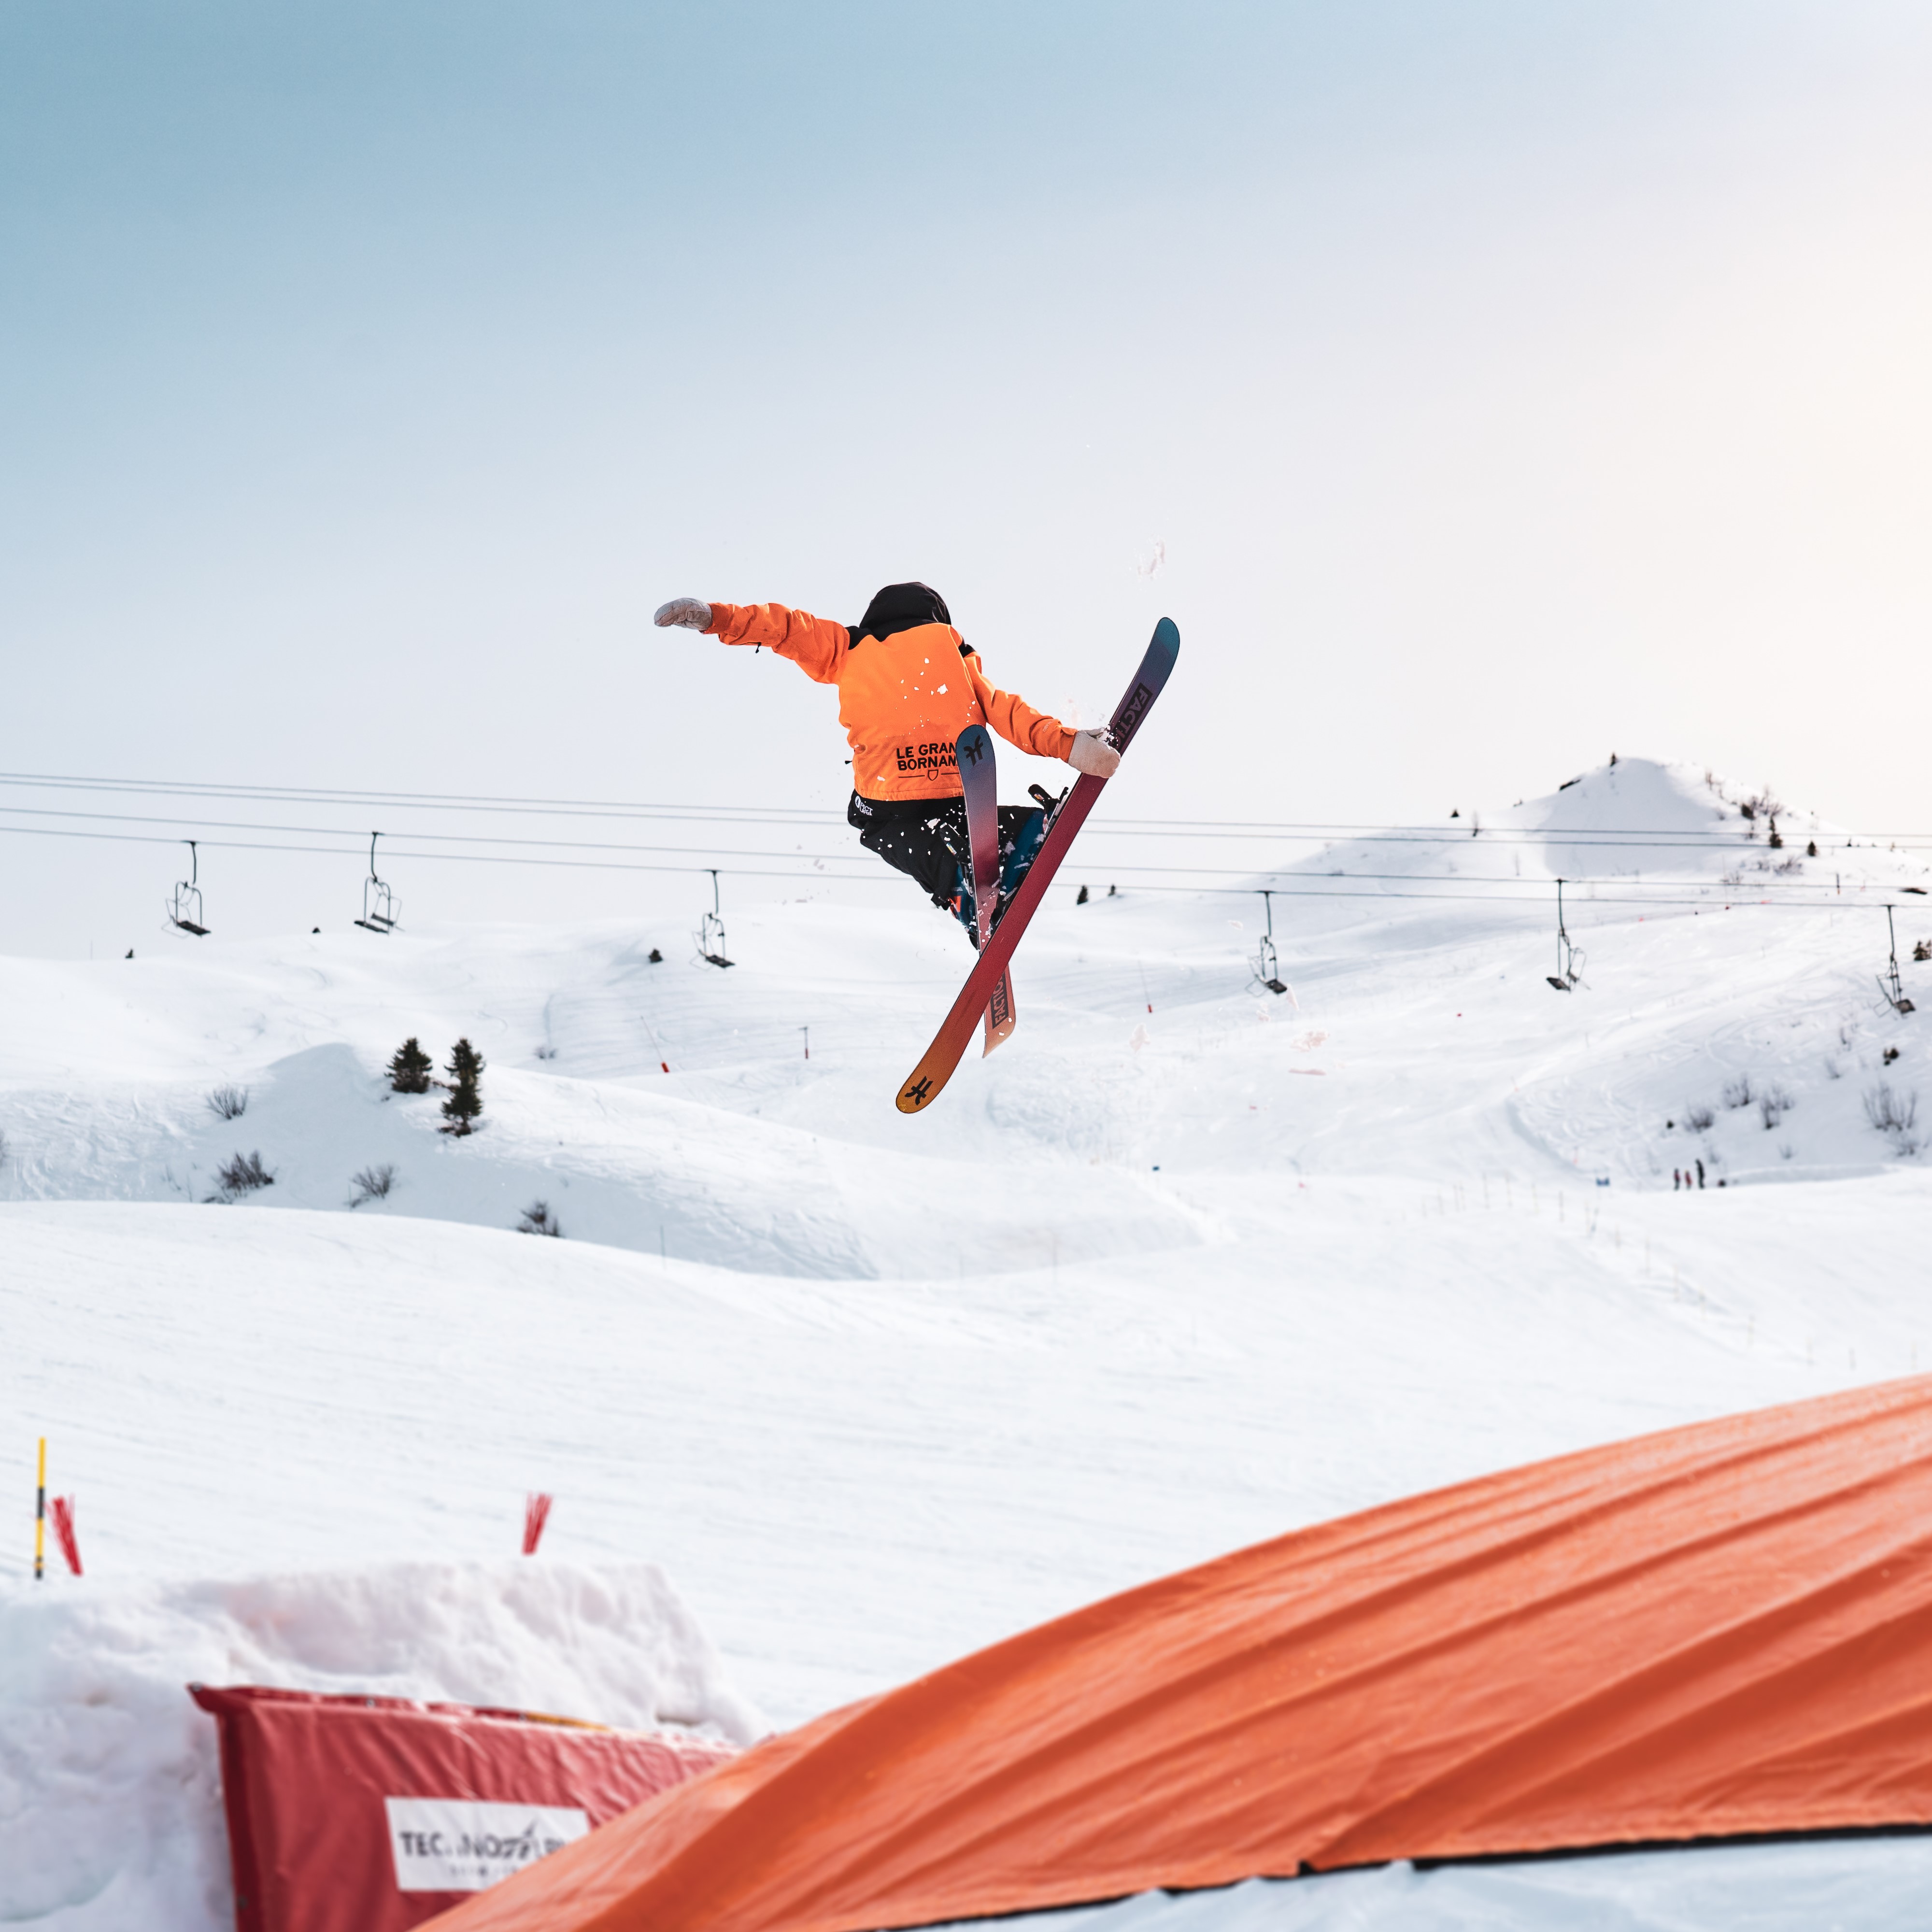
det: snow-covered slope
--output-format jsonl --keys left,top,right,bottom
{"left": 4, "top": 760, "right": 1922, "bottom": 1239}
{"left": 3, "top": 758, "right": 1930, "bottom": 1930}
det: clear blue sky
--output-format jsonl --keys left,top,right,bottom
{"left": 4, "top": 3, "right": 1929, "bottom": 950}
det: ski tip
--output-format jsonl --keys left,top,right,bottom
{"left": 896, "top": 1069, "right": 946, "bottom": 1114}
{"left": 955, "top": 723, "right": 993, "bottom": 768}
{"left": 1153, "top": 616, "right": 1179, "bottom": 655}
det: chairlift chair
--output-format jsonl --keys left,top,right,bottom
{"left": 168, "top": 839, "right": 211, "bottom": 936}
{"left": 697, "top": 868, "right": 734, "bottom": 968}
{"left": 1251, "top": 890, "right": 1289, "bottom": 995}
{"left": 1548, "top": 878, "right": 1585, "bottom": 991}
{"left": 354, "top": 832, "right": 399, "bottom": 934}
{"left": 1880, "top": 904, "right": 1917, "bottom": 1014}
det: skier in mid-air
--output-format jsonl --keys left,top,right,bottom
{"left": 654, "top": 583, "right": 1120, "bottom": 936}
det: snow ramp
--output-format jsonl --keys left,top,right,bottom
{"left": 425, "top": 1376, "right": 1932, "bottom": 1932}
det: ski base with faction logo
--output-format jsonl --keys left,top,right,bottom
{"left": 896, "top": 618, "right": 1180, "bottom": 1115}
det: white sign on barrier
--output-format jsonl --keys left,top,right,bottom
{"left": 383, "top": 1796, "right": 590, "bottom": 1891}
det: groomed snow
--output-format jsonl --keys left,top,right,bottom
{"left": 936, "top": 1837, "right": 1932, "bottom": 1932}
{"left": 3, "top": 759, "right": 1930, "bottom": 1929}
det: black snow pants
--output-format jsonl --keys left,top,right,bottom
{"left": 847, "top": 792, "right": 1040, "bottom": 909}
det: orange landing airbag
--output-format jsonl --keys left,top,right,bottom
{"left": 428, "top": 1377, "right": 1932, "bottom": 1932}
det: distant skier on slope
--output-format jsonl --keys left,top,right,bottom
{"left": 654, "top": 584, "right": 1120, "bottom": 935}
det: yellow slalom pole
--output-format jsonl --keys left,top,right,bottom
{"left": 34, "top": 1437, "right": 46, "bottom": 1581}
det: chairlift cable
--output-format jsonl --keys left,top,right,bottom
{"left": 0, "top": 803, "right": 1907, "bottom": 892}
{"left": 0, "top": 820, "right": 1921, "bottom": 913}
{"left": 2, "top": 767, "right": 1930, "bottom": 847}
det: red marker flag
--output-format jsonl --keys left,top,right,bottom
{"left": 49, "top": 1495, "right": 82, "bottom": 1576}
{"left": 522, "top": 1492, "right": 554, "bottom": 1556}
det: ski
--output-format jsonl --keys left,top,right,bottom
{"left": 896, "top": 618, "right": 1179, "bottom": 1114}
{"left": 955, "top": 724, "right": 1017, "bottom": 1056}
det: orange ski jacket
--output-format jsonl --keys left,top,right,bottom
{"left": 704, "top": 602, "right": 1077, "bottom": 803}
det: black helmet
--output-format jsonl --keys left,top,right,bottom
{"left": 852, "top": 581, "right": 951, "bottom": 644}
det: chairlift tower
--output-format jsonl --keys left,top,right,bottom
{"left": 355, "top": 832, "right": 399, "bottom": 934}
{"left": 697, "top": 869, "right": 734, "bottom": 968}
{"left": 1880, "top": 904, "right": 1916, "bottom": 1014}
{"left": 168, "top": 839, "right": 210, "bottom": 936}
{"left": 1251, "top": 890, "right": 1289, "bottom": 995}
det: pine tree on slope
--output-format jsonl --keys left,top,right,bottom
{"left": 387, "top": 1037, "right": 434, "bottom": 1094}
{"left": 441, "top": 1039, "right": 484, "bottom": 1136}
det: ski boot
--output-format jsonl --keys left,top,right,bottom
{"left": 989, "top": 805, "right": 1051, "bottom": 928}
{"left": 945, "top": 868, "right": 981, "bottom": 950}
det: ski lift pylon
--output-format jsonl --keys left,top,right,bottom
{"left": 168, "top": 839, "right": 210, "bottom": 936}
{"left": 1548, "top": 878, "right": 1584, "bottom": 991}
{"left": 697, "top": 868, "right": 734, "bottom": 968}
{"left": 1880, "top": 904, "right": 1916, "bottom": 1014}
{"left": 1250, "top": 890, "right": 1290, "bottom": 996}
{"left": 355, "top": 832, "right": 399, "bottom": 934}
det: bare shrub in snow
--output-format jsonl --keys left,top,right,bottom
{"left": 349, "top": 1163, "right": 396, "bottom": 1207}
{"left": 1823, "top": 1056, "right": 1842, "bottom": 1080}
{"left": 1722, "top": 1077, "right": 1753, "bottom": 1110}
{"left": 516, "top": 1200, "right": 562, "bottom": 1237}
{"left": 1758, "top": 1085, "right": 1793, "bottom": 1130}
{"left": 0, "top": 1128, "right": 8, "bottom": 1165}
{"left": 1685, "top": 1104, "right": 1715, "bottom": 1132}
{"left": 1917, "top": 939, "right": 1932, "bottom": 963}
{"left": 1863, "top": 1083, "right": 1918, "bottom": 1131}
{"left": 206, "top": 1085, "right": 248, "bottom": 1121}
{"left": 1863, "top": 1084, "right": 1920, "bottom": 1154}
{"left": 209, "top": 1151, "right": 274, "bottom": 1199}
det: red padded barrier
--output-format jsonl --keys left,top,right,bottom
{"left": 190, "top": 1685, "right": 734, "bottom": 1932}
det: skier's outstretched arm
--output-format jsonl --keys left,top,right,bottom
{"left": 967, "top": 659, "right": 1121, "bottom": 778}
{"left": 655, "top": 598, "right": 848, "bottom": 685}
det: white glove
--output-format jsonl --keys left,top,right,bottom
{"left": 1068, "top": 729, "right": 1122, "bottom": 778}
{"left": 653, "top": 597, "right": 712, "bottom": 630}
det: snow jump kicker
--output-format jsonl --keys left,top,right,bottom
{"left": 896, "top": 618, "right": 1179, "bottom": 1114}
